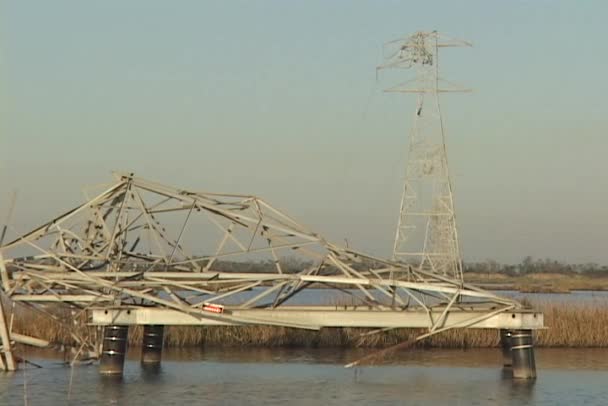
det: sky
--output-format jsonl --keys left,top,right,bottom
{"left": 1, "top": 0, "right": 607, "bottom": 264}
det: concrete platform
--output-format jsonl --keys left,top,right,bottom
{"left": 90, "top": 306, "right": 544, "bottom": 330}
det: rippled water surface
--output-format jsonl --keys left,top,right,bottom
{"left": 1, "top": 348, "right": 607, "bottom": 405}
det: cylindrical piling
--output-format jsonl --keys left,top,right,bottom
{"left": 499, "top": 329, "right": 512, "bottom": 367}
{"left": 510, "top": 329, "right": 536, "bottom": 379}
{"left": 141, "top": 325, "right": 164, "bottom": 365}
{"left": 99, "top": 325, "right": 129, "bottom": 375}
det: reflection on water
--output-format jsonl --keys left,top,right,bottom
{"left": 151, "top": 347, "right": 608, "bottom": 371}
{"left": 1, "top": 347, "right": 607, "bottom": 405}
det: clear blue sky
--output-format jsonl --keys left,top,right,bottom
{"left": 1, "top": 1, "right": 607, "bottom": 264}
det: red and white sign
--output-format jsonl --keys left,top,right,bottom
{"left": 202, "top": 303, "right": 225, "bottom": 314}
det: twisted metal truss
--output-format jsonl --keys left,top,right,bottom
{"left": 380, "top": 31, "right": 471, "bottom": 280}
{"left": 0, "top": 174, "right": 524, "bottom": 366}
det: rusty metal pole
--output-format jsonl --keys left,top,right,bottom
{"left": 510, "top": 329, "right": 536, "bottom": 379}
{"left": 141, "top": 325, "right": 164, "bottom": 365}
{"left": 99, "top": 325, "right": 129, "bottom": 375}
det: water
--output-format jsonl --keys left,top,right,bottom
{"left": 501, "top": 289, "right": 608, "bottom": 304}
{"left": 1, "top": 348, "right": 607, "bottom": 405}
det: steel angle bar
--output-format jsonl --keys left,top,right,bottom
{"left": 344, "top": 305, "right": 516, "bottom": 369}
{"left": 11, "top": 295, "right": 114, "bottom": 302}
{"left": 271, "top": 264, "right": 320, "bottom": 307}
{"left": 33, "top": 243, "right": 314, "bottom": 330}
{"left": 205, "top": 213, "right": 248, "bottom": 252}
{"left": 131, "top": 189, "right": 170, "bottom": 262}
{"left": 143, "top": 277, "right": 215, "bottom": 296}
{"left": 239, "top": 281, "right": 290, "bottom": 308}
{"left": 429, "top": 291, "right": 460, "bottom": 332}
{"left": 325, "top": 255, "right": 378, "bottom": 304}
{"left": 196, "top": 281, "right": 262, "bottom": 305}
{"left": 167, "top": 200, "right": 195, "bottom": 264}
{"left": 162, "top": 287, "right": 189, "bottom": 307}
{"left": 361, "top": 267, "right": 407, "bottom": 306}
{"left": 395, "top": 287, "right": 430, "bottom": 311}
{"left": 1, "top": 181, "right": 127, "bottom": 250}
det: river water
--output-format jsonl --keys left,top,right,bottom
{"left": 1, "top": 347, "right": 607, "bottom": 405}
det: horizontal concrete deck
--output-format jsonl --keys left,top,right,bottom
{"left": 91, "top": 306, "right": 544, "bottom": 330}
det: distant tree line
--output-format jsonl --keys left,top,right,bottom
{"left": 463, "top": 256, "right": 608, "bottom": 278}
{"left": 210, "top": 256, "right": 608, "bottom": 278}
{"left": 11, "top": 254, "right": 607, "bottom": 277}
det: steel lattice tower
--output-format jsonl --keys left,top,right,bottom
{"left": 379, "top": 31, "right": 470, "bottom": 280}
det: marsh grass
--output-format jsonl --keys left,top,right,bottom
{"left": 465, "top": 272, "right": 608, "bottom": 292}
{"left": 10, "top": 300, "right": 608, "bottom": 349}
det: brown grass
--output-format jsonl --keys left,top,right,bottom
{"left": 465, "top": 272, "right": 608, "bottom": 292}
{"left": 9, "top": 301, "right": 608, "bottom": 349}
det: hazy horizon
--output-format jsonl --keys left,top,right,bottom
{"left": 1, "top": 1, "right": 607, "bottom": 264}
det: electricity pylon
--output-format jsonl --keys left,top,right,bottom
{"left": 379, "top": 31, "right": 470, "bottom": 280}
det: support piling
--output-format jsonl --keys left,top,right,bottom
{"left": 510, "top": 329, "right": 536, "bottom": 379}
{"left": 99, "top": 325, "right": 129, "bottom": 375}
{"left": 499, "top": 329, "right": 512, "bottom": 368}
{"left": 141, "top": 325, "right": 164, "bottom": 365}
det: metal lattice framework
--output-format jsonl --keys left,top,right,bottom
{"left": 0, "top": 173, "right": 541, "bottom": 370}
{"left": 380, "top": 31, "right": 471, "bottom": 280}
